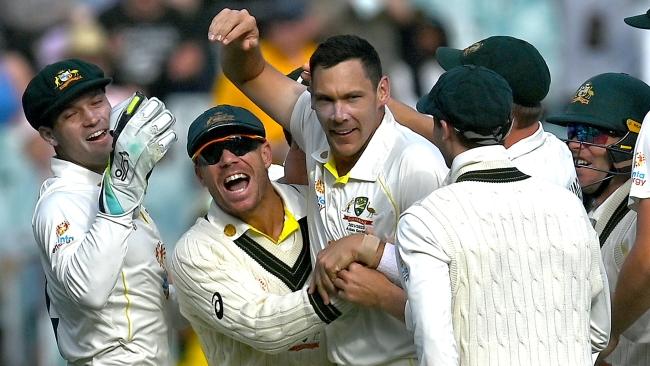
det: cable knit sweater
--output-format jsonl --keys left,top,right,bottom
{"left": 397, "top": 146, "right": 610, "bottom": 366}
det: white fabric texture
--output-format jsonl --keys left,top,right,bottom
{"left": 629, "top": 111, "right": 650, "bottom": 209}
{"left": 507, "top": 122, "right": 581, "bottom": 197}
{"left": 32, "top": 158, "right": 170, "bottom": 365}
{"left": 171, "top": 183, "right": 350, "bottom": 366}
{"left": 592, "top": 180, "right": 650, "bottom": 365}
{"left": 290, "top": 90, "right": 449, "bottom": 365}
{"left": 398, "top": 146, "right": 609, "bottom": 366}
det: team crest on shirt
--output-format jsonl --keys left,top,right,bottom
{"left": 54, "top": 69, "right": 83, "bottom": 91}
{"left": 342, "top": 196, "right": 376, "bottom": 233}
{"left": 572, "top": 82, "right": 595, "bottom": 105}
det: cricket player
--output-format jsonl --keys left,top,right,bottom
{"left": 387, "top": 36, "right": 580, "bottom": 197}
{"left": 209, "top": 8, "right": 449, "bottom": 365}
{"left": 396, "top": 65, "right": 610, "bottom": 365}
{"left": 171, "top": 104, "right": 361, "bottom": 366}
{"left": 546, "top": 73, "right": 650, "bottom": 366}
{"left": 593, "top": 10, "right": 650, "bottom": 364}
{"left": 21, "top": 59, "right": 177, "bottom": 364}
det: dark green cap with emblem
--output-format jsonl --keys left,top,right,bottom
{"left": 417, "top": 65, "right": 513, "bottom": 146}
{"left": 187, "top": 104, "right": 266, "bottom": 157}
{"left": 435, "top": 36, "right": 550, "bottom": 107}
{"left": 625, "top": 9, "right": 650, "bottom": 29}
{"left": 546, "top": 73, "right": 650, "bottom": 134}
{"left": 22, "top": 58, "right": 112, "bottom": 130}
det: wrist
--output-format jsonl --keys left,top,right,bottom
{"left": 358, "top": 234, "right": 381, "bottom": 266}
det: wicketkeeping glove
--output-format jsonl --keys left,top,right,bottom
{"left": 99, "top": 92, "right": 177, "bottom": 216}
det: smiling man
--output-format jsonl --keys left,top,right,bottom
{"left": 209, "top": 8, "right": 448, "bottom": 365}
{"left": 546, "top": 73, "right": 650, "bottom": 365}
{"left": 170, "top": 104, "right": 358, "bottom": 366}
{"left": 22, "top": 58, "right": 177, "bottom": 364}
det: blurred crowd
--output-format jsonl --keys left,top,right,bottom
{"left": 0, "top": 0, "right": 648, "bottom": 364}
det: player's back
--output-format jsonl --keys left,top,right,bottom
{"left": 418, "top": 174, "right": 602, "bottom": 365}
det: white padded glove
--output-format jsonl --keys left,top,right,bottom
{"left": 99, "top": 92, "right": 177, "bottom": 216}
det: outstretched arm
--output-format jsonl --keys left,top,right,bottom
{"left": 387, "top": 97, "right": 435, "bottom": 142}
{"left": 209, "top": 8, "right": 306, "bottom": 129}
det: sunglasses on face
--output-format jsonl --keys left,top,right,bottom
{"left": 192, "top": 135, "right": 265, "bottom": 165}
{"left": 566, "top": 123, "right": 616, "bottom": 145}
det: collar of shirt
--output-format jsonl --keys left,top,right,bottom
{"left": 447, "top": 145, "right": 514, "bottom": 184}
{"left": 506, "top": 121, "right": 545, "bottom": 160}
{"left": 310, "top": 107, "right": 398, "bottom": 184}
{"left": 50, "top": 157, "right": 102, "bottom": 186}
{"left": 206, "top": 181, "right": 306, "bottom": 244}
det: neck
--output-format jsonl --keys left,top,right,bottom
{"left": 503, "top": 120, "right": 539, "bottom": 148}
{"left": 241, "top": 186, "right": 285, "bottom": 241}
{"left": 593, "top": 174, "right": 628, "bottom": 209}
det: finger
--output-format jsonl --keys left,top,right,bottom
{"left": 112, "top": 92, "right": 147, "bottom": 136}
{"left": 155, "top": 130, "right": 177, "bottom": 154}
{"left": 148, "top": 110, "right": 176, "bottom": 135}
{"left": 308, "top": 276, "right": 316, "bottom": 294}
{"left": 223, "top": 16, "right": 259, "bottom": 47}
{"left": 208, "top": 8, "right": 238, "bottom": 42}
{"left": 316, "top": 277, "right": 331, "bottom": 305}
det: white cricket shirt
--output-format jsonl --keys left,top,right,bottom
{"left": 630, "top": 111, "right": 650, "bottom": 209}
{"left": 507, "top": 122, "right": 581, "bottom": 197}
{"left": 290, "top": 91, "right": 448, "bottom": 365}
{"left": 32, "top": 158, "right": 170, "bottom": 365}
{"left": 171, "top": 182, "right": 351, "bottom": 366}
{"left": 398, "top": 146, "right": 610, "bottom": 366}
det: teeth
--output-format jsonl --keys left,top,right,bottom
{"left": 87, "top": 130, "right": 105, "bottom": 140}
{"left": 225, "top": 173, "right": 247, "bottom": 183}
{"left": 576, "top": 159, "right": 590, "bottom": 166}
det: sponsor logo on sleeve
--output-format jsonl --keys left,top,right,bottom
{"left": 633, "top": 152, "right": 647, "bottom": 186}
{"left": 52, "top": 221, "right": 74, "bottom": 254}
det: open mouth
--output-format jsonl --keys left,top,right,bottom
{"left": 224, "top": 173, "right": 250, "bottom": 192}
{"left": 86, "top": 129, "right": 108, "bottom": 142}
{"left": 575, "top": 158, "right": 591, "bottom": 167}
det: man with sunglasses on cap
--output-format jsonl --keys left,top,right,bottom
{"left": 21, "top": 58, "right": 177, "bottom": 364}
{"left": 546, "top": 73, "right": 650, "bottom": 366}
{"left": 170, "top": 104, "right": 363, "bottom": 366}
{"left": 397, "top": 64, "right": 610, "bottom": 365}
{"left": 589, "top": 12, "right": 650, "bottom": 365}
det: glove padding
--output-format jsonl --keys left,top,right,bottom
{"left": 99, "top": 92, "right": 177, "bottom": 216}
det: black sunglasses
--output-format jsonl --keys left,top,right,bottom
{"left": 192, "top": 135, "right": 265, "bottom": 165}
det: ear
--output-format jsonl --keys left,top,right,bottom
{"left": 376, "top": 75, "right": 390, "bottom": 105}
{"left": 261, "top": 140, "right": 273, "bottom": 169}
{"left": 38, "top": 126, "right": 58, "bottom": 147}
{"left": 439, "top": 119, "right": 453, "bottom": 141}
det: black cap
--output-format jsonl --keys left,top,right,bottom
{"left": 22, "top": 58, "right": 112, "bottom": 130}
{"left": 625, "top": 9, "right": 650, "bottom": 29}
{"left": 417, "top": 65, "right": 513, "bottom": 145}
{"left": 435, "top": 36, "right": 550, "bottom": 107}
{"left": 187, "top": 105, "right": 266, "bottom": 157}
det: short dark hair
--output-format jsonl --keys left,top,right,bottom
{"left": 309, "top": 35, "right": 383, "bottom": 88}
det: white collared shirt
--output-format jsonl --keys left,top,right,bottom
{"left": 290, "top": 90, "right": 448, "bottom": 365}
{"left": 33, "top": 158, "right": 170, "bottom": 364}
{"left": 507, "top": 122, "right": 581, "bottom": 197}
{"left": 630, "top": 111, "right": 650, "bottom": 209}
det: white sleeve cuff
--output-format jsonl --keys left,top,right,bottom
{"left": 376, "top": 242, "right": 402, "bottom": 287}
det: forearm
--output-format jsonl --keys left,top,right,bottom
{"left": 378, "top": 283, "right": 407, "bottom": 323}
{"left": 42, "top": 213, "right": 132, "bottom": 309}
{"left": 611, "top": 199, "right": 650, "bottom": 336}
{"left": 388, "top": 97, "right": 434, "bottom": 142}
{"left": 220, "top": 41, "right": 266, "bottom": 87}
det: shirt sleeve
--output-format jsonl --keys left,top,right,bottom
{"left": 32, "top": 191, "right": 133, "bottom": 309}
{"left": 589, "top": 233, "right": 611, "bottom": 353}
{"left": 170, "top": 230, "right": 352, "bottom": 354}
{"left": 396, "top": 206, "right": 458, "bottom": 366}
{"left": 395, "top": 141, "right": 448, "bottom": 212}
{"left": 629, "top": 111, "right": 650, "bottom": 210}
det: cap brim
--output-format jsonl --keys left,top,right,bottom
{"left": 187, "top": 123, "right": 265, "bottom": 157}
{"left": 546, "top": 113, "right": 613, "bottom": 130}
{"left": 625, "top": 14, "right": 650, "bottom": 29}
{"left": 435, "top": 47, "right": 464, "bottom": 70}
{"left": 43, "top": 77, "right": 112, "bottom": 121}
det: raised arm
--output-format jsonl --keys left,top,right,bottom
{"left": 209, "top": 8, "right": 307, "bottom": 128}
{"left": 387, "top": 97, "right": 435, "bottom": 142}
